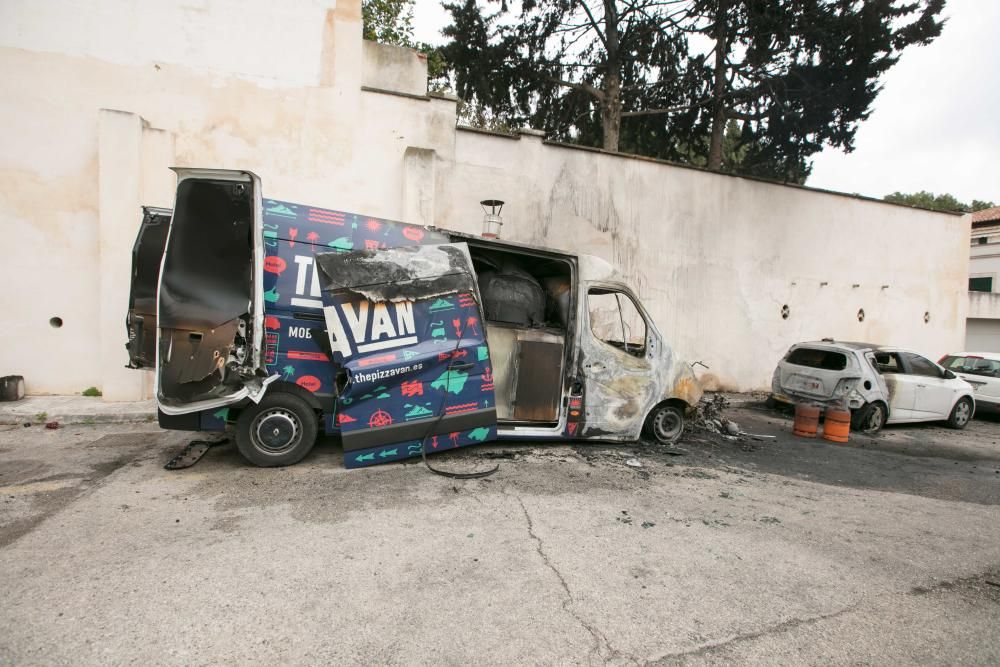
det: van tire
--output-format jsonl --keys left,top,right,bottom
{"left": 851, "top": 402, "right": 886, "bottom": 434}
{"left": 235, "top": 392, "right": 318, "bottom": 467}
{"left": 947, "top": 397, "right": 973, "bottom": 430}
{"left": 645, "top": 404, "right": 685, "bottom": 445}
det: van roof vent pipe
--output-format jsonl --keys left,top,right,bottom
{"left": 480, "top": 199, "right": 504, "bottom": 238}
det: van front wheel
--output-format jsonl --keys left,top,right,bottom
{"left": 645, "top": 404, "right": 685, "bottom": 445}
{"left": 236, "top": 392, "right": 318, "bottom": 467}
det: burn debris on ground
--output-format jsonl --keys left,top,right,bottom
{"left": 687, "top": 394, "right": 768, "bottom": 452}
{"left": 691, "top": 394, "right": 739, "bottom": 436}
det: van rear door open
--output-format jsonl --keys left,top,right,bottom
{"left": 314, "top": 244, "right": 498, "bottom": 468}
{"left": 156, "top": 169, "right": 269, "bottom": 414}
{"left": 126, "top": 207, "right": 171, "bottom": 369}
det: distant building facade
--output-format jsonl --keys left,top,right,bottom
{"left": 966, "top": 206, "right": 1000, "bottom": 350}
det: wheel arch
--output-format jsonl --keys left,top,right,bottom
{"left": 953, "top": 393, "right": 975, "bottom": 416}
{"left": 261, "top": 380, "right": 324, "bottom": 413}
{"left": 643, "top": 398, "right": 690, "bottom": 432}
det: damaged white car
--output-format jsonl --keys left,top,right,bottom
{"left": 771, "top": 341, "right": 975, "bottom": 433}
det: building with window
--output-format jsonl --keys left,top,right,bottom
{"left": 967, "top": 206, "right": 1000, "bottom": 350}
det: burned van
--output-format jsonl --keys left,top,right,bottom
{"left": 126, "top": 168, "right": 702, "bottom": 468}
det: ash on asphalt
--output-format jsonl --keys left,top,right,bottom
{"left": 414, "top": 400, "right": 1000, "bottom": 505}
{"left": 663, "top": 402, "right": 1000, "bottom": 506}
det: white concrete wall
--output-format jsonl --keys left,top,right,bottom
{"left": 0, "top": 0, "right": 971, "bottom": 395}
{"left": 362, "top": 41, "right": 428, "bottom": 96}
{"left": 435, "top": 131, "right": 970, "bottom": 390}
{"left": 0, "top": 0, "right": 457, "bottom": 397}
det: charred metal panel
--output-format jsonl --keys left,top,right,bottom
{"left": 159, "top": 180, "right": 253, "bottom": 330}
{"left": 577, "top": 279, "right": 702, "bottom": 441}
{"left": 512, "top": 340, "right": 563, "bottom": 421}
{"left": 126, "top": 207, "right": 171, "bottom": 369}
{"left": 259, "top": 200, "right": 449, "bottom": 311}
{"left": 156, "top": 171, "right": 263, "bottom": 413}
{"left": 314, "top": 244, "right": 477, "bottom": 303}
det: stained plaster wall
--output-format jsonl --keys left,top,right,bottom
{"left": 0, "top": 0, "right": 970, "bottom": 396}
{"left": 434, "top": 131, "right": 971, "bottom": 390}
{"left": 0, "top": 0, "right": 457, "bottom": 399}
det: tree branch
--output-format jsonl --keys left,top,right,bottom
{"left": 548, "top": 75, "right": 605, "bottom": 100}
{"left": 725, "top": 109, "right": 767, "bottom": 121}
{"left": 622, "top": 97, "right": 712, "bottom": 116}
{"left": 577, "top": 1, "right": 609, "bottom": 48}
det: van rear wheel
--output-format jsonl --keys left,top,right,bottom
{"left": 236, "top": 392, "right": 318, "bottom": 467}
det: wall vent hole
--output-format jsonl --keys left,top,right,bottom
{"left": 49, "top": 317, "right": 63, "bottom": 329}
{"left": 781, "top": 305, "right": 790, "bottom": 320}
{"left": 857, "top": 308, "right": 865, "bottom": 322}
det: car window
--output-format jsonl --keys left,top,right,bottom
{"left": 865, "top": 352, "right": 880, "bottom": 374}
{"left": 587, "top": 289, "right": 646, "bottom": 357}
{"left": 874, "top": 352, "right": 903, "bottom": 373}
{"left": 784, "top": 347, "right": 848, "bottom": 371}
{"left": 903, "top": 353, "right": 942, "bottom": 378}
{"left": 941, "top": 355, "right": 1000, "bottom": 377}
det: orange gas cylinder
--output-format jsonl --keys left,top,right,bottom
{"left": 823, "top": 407, "right": 851, "bottom": 443}
{"left": 793, "top": 404, "right": 820, "bottom": 438}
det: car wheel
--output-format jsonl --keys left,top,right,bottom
{"left": 646, "top": 404, "right": 685, "bottom": 445}
{"left": 947, "top": 397, "right": 973, "bottom": 430}
{"left": 851, "top": 402, "right": 886, "bottom": 434}
{"left": 236, "top": 392, "right": 318, "bottom": 467}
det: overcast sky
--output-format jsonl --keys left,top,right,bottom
{"left": 413, "top": 0, "right": 999, "bottom": 205}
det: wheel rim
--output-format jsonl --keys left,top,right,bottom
{"left": 865, "top": 406, "right": 884, "bottom": 432}
{"left": 251, "top": 409, "right": 302, "bottom": 454}
{"left": 653, "top": 408, "right": 682, "bottom": 443}
{"left": 955, "top": 401, "right": 970, "bottom": 426}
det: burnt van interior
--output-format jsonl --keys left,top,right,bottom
{"left": 464, "top": 245, "right": 573, "bottom": 425}
{"left": 157, "top": 178, "right": 255, "bottom": 406}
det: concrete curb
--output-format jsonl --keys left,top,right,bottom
{"left": 0, "top": 413, "right": 157, "bottom": 426}
{"left": 0, "top": 397, "right": 156, "bottom": 426}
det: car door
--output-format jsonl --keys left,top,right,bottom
{"left": 971, "top": 359, "right": 1000, "bottom": 405}
{"left": 126, "top": 207, "right": 172, "bottom": 369}
{"left": 905, "top": 352, "right": 959, "bottom": 419}
{"left": 578, "top": 286, "right": 655, "bottom": 440}
{"left": 314, "top": 243, "right": 497, "bottom": 468}
{"left": 946, "top": 356, "right": 1000, "bottom": 407}
{"left": 876, "top": 352, "right": 916, "bottom": 420}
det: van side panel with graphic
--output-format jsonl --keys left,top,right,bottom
{"left": 127, "top": 168, "right": 702, "bottom": 468}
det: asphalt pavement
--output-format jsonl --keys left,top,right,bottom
{"left": 1, "top": 402, "right": 998, "bottom": 665}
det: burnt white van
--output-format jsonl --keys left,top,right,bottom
{"left": 127, "top": 168, "right": 703, "bottom": 468}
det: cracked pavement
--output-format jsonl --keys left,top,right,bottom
{"left": 1, "top": 403, "right": 999, "bottom": 665}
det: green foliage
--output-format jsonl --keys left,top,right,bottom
{"left": 440, "top": 0, "right": 946, "bottom": 182}
{"left": 363, "top": 0, "right": 448, "bottom": 83}
{"left": 82, "top": 386, "right": 102, "bottom": 397}
{"left": 362, "top": 0, "right": 415, "bottom": 45}
{"left": 674, "top": 121, "right": 749, "bottom": 172}
{"left": 884, "top": 192, "right": 996, "bottom": 214}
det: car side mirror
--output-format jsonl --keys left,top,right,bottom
{"left": 943, "top": 369, "right": 956, "bottom": 380}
